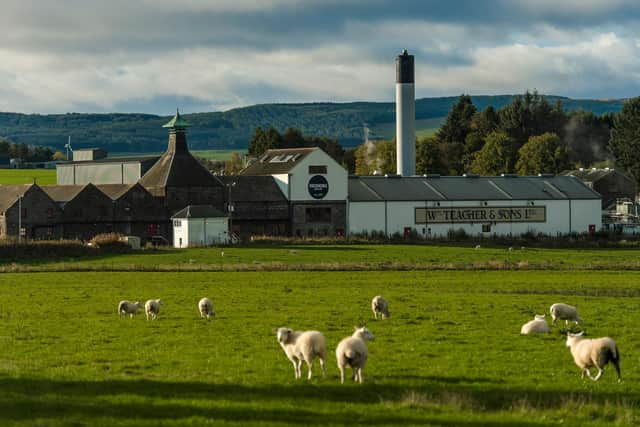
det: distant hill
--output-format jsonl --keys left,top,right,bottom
{"left": 0, "top": 96, "right": 625, "bottom": 152}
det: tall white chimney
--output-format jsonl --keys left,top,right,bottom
{"left": 395, "top": 49, "right": 415, "bottom": 176}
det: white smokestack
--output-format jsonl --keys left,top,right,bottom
{"left": 395, "top": 49, "right": 415, "bottom": 176}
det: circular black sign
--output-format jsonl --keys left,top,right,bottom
{"left": 308, "top": 175, "right": 329, "bottom": 199}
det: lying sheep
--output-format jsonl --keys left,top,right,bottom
{"left": 276, "top": 327, "right": 326, "bottom": 380}
{"left": 145, "top": 299, "right": 163, "bottom": 321}
{"left": 336, "top": 326, "right": 375, "bottom": 384}
{"left": 198, "top": 297, "right": 215, "bottom": 319}
{"left": 371, "top": 295, "right": 390, "bottom": 320}
{"left": 550, "top": 303, "right": 583, "bottom": 326}
{"left": 520, "top": 314, "right": 550, "bottom": 334}
{"left": 118, "top": 300, "right": 142, "bottom": 319}
{"left": 566, "top": 332, "right": 621, "bottom": 382}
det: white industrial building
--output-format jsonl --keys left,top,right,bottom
{"left": 348, "top": 175, "right": 601, "bottom": 237}
{"left": 172, "top": 205, "right": 229, "bottom": 248}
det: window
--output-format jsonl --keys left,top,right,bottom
{"left": 174, "top": 220, "right": 182, "bottom": 228}
{"left": 309, "top": 165, "right": 327, "bottom": 174}
{"left": 305, "top": 207, "right": 331, "bottom": 223}
{"left": 482, "top": 224, "right": 491, "bottom": 233}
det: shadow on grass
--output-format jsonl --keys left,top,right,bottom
{"left": 0, "top": 377, "right": 635, "bottom": 426}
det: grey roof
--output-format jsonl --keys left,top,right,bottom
{"left": 219, "top": 176, "right": 287, "bottom": 202}
{"left": 95, "top": 184, "right": 136, "bottom": 200}
{"left": 239, "top": 148, "right": 317, "bottom": 175}
{"left": 564, "top": 168, "right": 633, "bottom": 183}
{"left": 0, "top": 184, "right": 32, "bottom": 211}
{"left": 41, "top": 185, "right": 87, "bottom": 203}
{"left": 172, "top": 205, "right": 227, "bottom": 219}
{"left": 349, "top": 175, "right": 601, "bottom": 202}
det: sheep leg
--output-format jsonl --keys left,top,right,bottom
{"left": 356, "top": 368, "right": 363, "bottom": 384}
{"left": 319, "top": 357, "right": 326, "bottom": 378}
{"left": 306, "top": 359, "right": 313, "bottom": 380}
{"left": 339, "top": 366, "right": 345, "bottom": 384}
{"left": 583, "top": 368, "right": 594, "bottom": 380}
{"left": 291, "top": 360, "right": 299, "bottom": 379}
{"left": 592, "top": 368, "right": 603, "bottom": 381}
{"left": 373, "top": 311, "right": 378, "bottom": 320}
{"left": 295, "top": 359, "right": 303, "bottom": 379}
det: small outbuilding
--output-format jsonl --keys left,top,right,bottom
{"left": 172, "top": 205, "right": 229, "bottom": 248}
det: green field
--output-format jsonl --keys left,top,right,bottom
{"left": 190, "top": 150, "right": 244, "bottom": 161}
{"left": 0, "top": 169, "right": 56, "bottom": 185}
{"left": 370, "top": 117, "right": 444, "bottom": 140}
{"left": 0, "top": 245, "right": 638, "bottom": 426}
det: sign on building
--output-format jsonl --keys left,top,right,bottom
{"left": 415, "top": 206, "right": 546, "bottom": 224}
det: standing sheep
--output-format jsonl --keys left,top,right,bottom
{"left": 145, "top": 299, "right": 163, "bottom": 321}
{"left": 520, "top": 314, "right": 550, "bottom": 334}
{"left": 336, "top": 326, "right": 375, "bottom": 384}
{"left": 566, "top": 332, "right": 621, "bottom": 382}
{"left": 550, "top": 303, "right": 583, "bottom": 326}
{"left": 118, "top": 300, "right": 142, "bottom": 319}
{"left": 276, "top": 327, "right": 327, "bottom": 380}
{"left": 371, "top": 296, "right": 390, "bottom": 320}
{"left": 198, "top": 297, "right": 215, "bottom": 319}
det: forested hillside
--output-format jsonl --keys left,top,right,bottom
{"left": 0, "top": 96, "right": 624, "bottom": 152}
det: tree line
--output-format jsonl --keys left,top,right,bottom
{"left": 0, "top": 138, "right": 59, "bottom": 163}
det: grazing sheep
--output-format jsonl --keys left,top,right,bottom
{"left": 118, "top": 300, "right": 142, "bottom": 319}
{"left": 550, "top": 303, "right": 583, "bottom": 326}
{"left": 475, "top": 245, "right": 481, "bottom": 250}
{"left": 145, "top": 299, "right": 163, "bottom": 321}
{"left": 336, "top": 327, "right": 375, "bottom": 384}
{"left": 520, "top": 314, "right": 550, "bottom": 334}
{"left": 198, "top": 297, "right": 215, "bottom": 319}
{"left": 276, "top": 327, "right": 327, "bottom": 380}
{"left": 566, "top": 332, "right": 621, "bottom": 382}
{"left": 371, "top": 295, "right": 390, "bottom": 320}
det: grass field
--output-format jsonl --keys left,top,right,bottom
{"left": 0, "top": 245, "right": 639, "bottom": 426}
{"left": 0, "top": 169, "right": 56, "bottom": 185}
{"left": 8, "top": 243, "right": 640, "bottom": 272}
{"left": 371, "top": 117, "right": 444, "bottom": 140}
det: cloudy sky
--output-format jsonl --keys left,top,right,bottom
{"left": 1, "top": 0, "right": 638, "bottom": 114}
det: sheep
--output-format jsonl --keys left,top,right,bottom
{"left": 276, "top": 327, "right": 327, "bottom": 380}
{"left": 371, "top": 295, "right": 390, "bottom": 320}
{"left": 566, "top": 332, "right": 621, "bottom": 382}
{"left": 145, "top": 299, "right": 163, "bottom": 321}
{"left": 520, "top": 314, "right": 550, "bottom": 334}
{"left": 550, "top": 303, "right": 583, "bottom": 326}
{"left": 118, "top": 300, "right": 142, "bottom": 319}
{"left": 474, "top": 245, "right": 481, "bottom": 250}
{"left": 336, "top": 326, "right": 375, "bottom": 384}
{"left": 198, "top": 297, "right": 215, "bottom": 319}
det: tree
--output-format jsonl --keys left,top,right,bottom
{"left": 470, "top": 131, "right": 516, "bottom": 175}
{"left": 52, "top": 151, "right": 67, "bottom": 161}
{"left": 416, "top": 136, "right": 444, "bottom": 175}
{"left": 515, "top": 132, "right": 569, "bottom": 175}
{"left": 436, "top": 94, "right": 476, "bottom": 144}
{"left": 224, "top": 152, "right": 244, "bottom": 175}
{"left": 564, "top": 110, "right": 612, "bottom": 167}
{"left": 354, "top": 140, "right": 395, "bottom": 175}
{"left": 610, "top": 97, "right": 640, "bottom": 184}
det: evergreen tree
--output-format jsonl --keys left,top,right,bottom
{"left": 610, "top": 97, "right": 640, "bottom": 184}
{"left": 470, "top": 131, "right": 516, "bottom": 175}
{"left": 416, "top": 136, "right": 444, "bottom": 175}
{"left": 436, "top": 94, "right": 477, "bottom": 144}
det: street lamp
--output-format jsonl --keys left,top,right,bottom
{"left": 226, "top": 181, "right": 236, "bottom": 242}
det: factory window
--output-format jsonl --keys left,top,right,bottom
{"left": 482, "top": 224, "right": 491, "bottom": 233}
{"left": 174, "top": 220, "right": 182, "bottom": 228}
{"left": 306, "top": 207, "right": 331, "bottom": 223}
{"left": 309, "top": 165, "right": 327, "bottom": 174}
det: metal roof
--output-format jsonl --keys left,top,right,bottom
{"left": 172, "top": 205, "right": 227, "bottom": 219}
{"left": 219, "top": 176, "right": 287, "bottom": 202}
{"left": 95, "top": 184, "right": 136, "bottom": 200}
{"left": 564, "top": 168, "right": 633, "bottom": 184}
{"left": 239, "top": 147, "right": 317, "bottom": 175}
{"left": 163, "top": 110, "right": 191, "bottom": 129}
{"left": 0, "top": 184, "right": 32, "bottom": 211}
{"left": 41, "top": 185, "right": 87, "bottom": 203}
{"left": 59, "top": 155, "right": 160, "bottom": 166}
{"left": 349, "top": 175, "right": 601, "bottom": 202}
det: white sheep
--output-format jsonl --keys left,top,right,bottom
{"left": 118, "top": 300, "right": 142, "bottom": 319}
{"left": 371, "top": 295, "right": 390, "bottom": 320}
{"left": 566, "top": 332, "right": 621, "bottom": 382}
{"left": 145, "top": 299, "right": 163, "bottom": 320}
{"left": 276, "top": 327, "right": 327, "bottom": 380}
{"left": 198, "top": 297, "right": 215, "bottom": 319}
{"left": 550, "top": 303, "right": 583, "bottom": 326}
{"left": 336, "top": 326, "right": 375, "bottom": 384}
{"left": 520, "top": 314, "right": 550, "bottom": 334}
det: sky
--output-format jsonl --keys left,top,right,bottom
{"left": 0, "top": 0, "right": 639, "bottom": 115}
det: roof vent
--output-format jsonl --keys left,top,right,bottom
{"left": 538, "top": 173, "right": 555, "bottom": 177}
{"left": 463, "top": 173, "right": 479, "bottom": 178}
{"left": 500, "top": 173, "right": 518, "bottom": 178}
{"left": 384, "top": 174, "right": 401, "bottom": 179}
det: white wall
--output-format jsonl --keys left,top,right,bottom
{"left": 348, "top": 199, "right": 602, "bottom": 237}
{"left": 288, "top": 150, "right": 348, "bottom": 202}
{"left": 173, "top": 217, "right": 229, "bottom": 248}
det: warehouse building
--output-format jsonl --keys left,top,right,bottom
{"left": 564, "top": 168, "right": 636, "bottom": 210}
{"left": 348, "top": 174, "right": 601, "bottom": 237}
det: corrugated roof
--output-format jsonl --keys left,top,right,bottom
{"left": 0, "top": 184, "right": 32, "bottom": 211}
{"left": 60, "top": 155, "right": 160, "bottom": 166}
{"left": 239, "top": 148, "right": 317, "bottom": 175}
{"left": 349, "top": 175, "right": 601, "bottom": 202}
{"left": 219, "top": 176, "right": 287, "bottom": 202}
{"left": 564, "top": 168, "right": 631, "bottom": 183}
{"left": 41, "top": 185, "right": 87, "bottom": 203}
{"left": 172, "top": 205, "right": 227, "bottom": 219}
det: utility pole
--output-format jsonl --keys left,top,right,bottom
{"left": 227, "top": 181, "right": 236, "bottom": 243}
{"left": 17, "top": 195, "right": 22, "bottom": 243}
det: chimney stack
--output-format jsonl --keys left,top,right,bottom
{"left": 395, "top": 49, "right": 415, "bottom": 176}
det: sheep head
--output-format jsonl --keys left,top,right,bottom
{"left": 276, "top": 327, "right": 292, "bottom": 344}
{"left": 354, "top": 326, "right": 375, "bottom": 341}
{"left": 566, "top": 331, "right": 585, "bottom": 347}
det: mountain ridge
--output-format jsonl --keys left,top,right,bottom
{"left": 0, "top": 95, "right": 625, "bottom": 153}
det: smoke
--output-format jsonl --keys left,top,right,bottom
{"left": 563, "top": 114, "right": 610, "bottom": 166}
